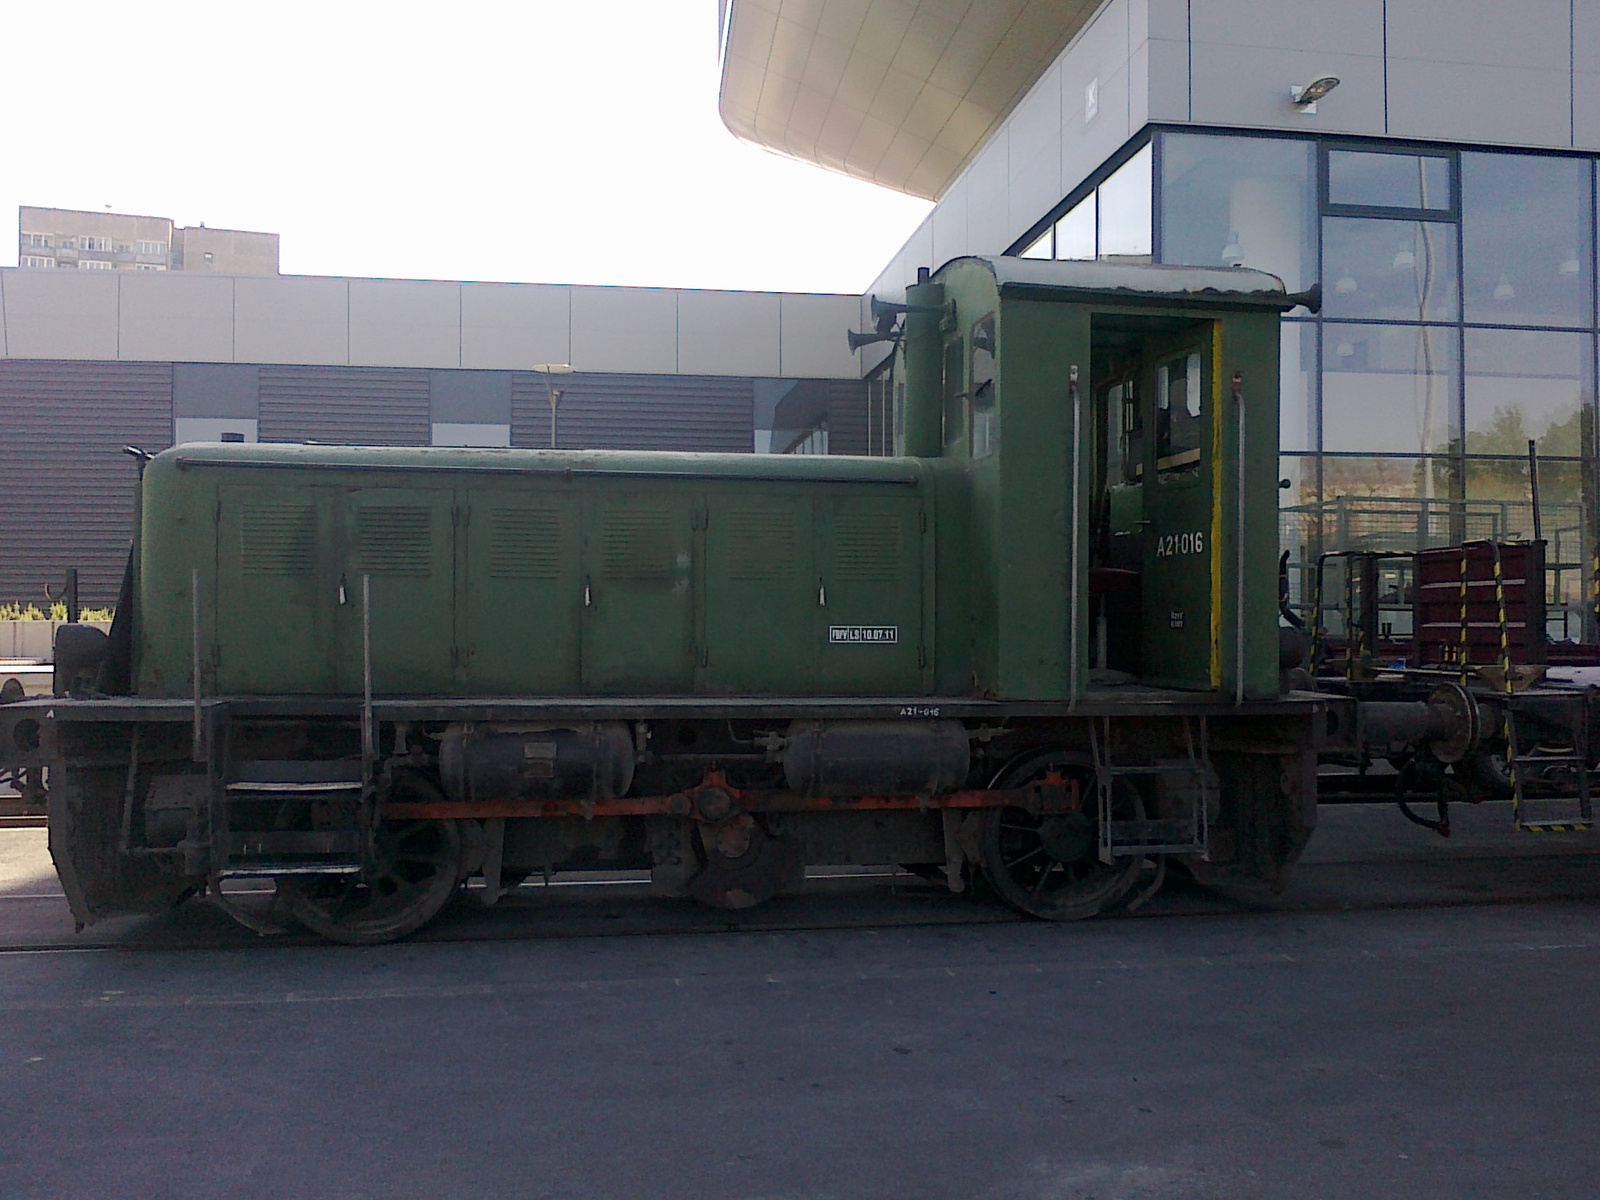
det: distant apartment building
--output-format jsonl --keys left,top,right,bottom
{"left": 17, "top": 206, "right": 279, "bottom": 274}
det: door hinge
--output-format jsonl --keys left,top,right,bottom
{"left": 919, "top": 508, "right": 928, "bottom": 533}
{"left": 918, "top": 645, "right": 927, "bottom": 668}
{"left": 692, "top": 505, "right": 708, "bottom": 531}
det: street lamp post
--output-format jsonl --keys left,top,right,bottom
{"left": 531, "top": 363, "right": 575, "bottom": 448}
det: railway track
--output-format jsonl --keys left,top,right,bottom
{"left": 4, "top": 849, "right": 1599, "bottom": 956}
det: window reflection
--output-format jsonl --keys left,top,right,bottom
{"left": 1280, "top": 321, "right": 1315, "bottom": 452}
{"left": 1462, "top": 153, "right": 1594, "bottom": 327}
{"left": 1054, "top": 196, "right": 1095, "bottom": 260}
{"left": 1465, "top": 328, "right": 1593, "bottom": 456}
{"left": 1323, "top": 324, "right": 1458, "bottom": 454}
{"left": 1020, "top": 231, "right": 1052, "bottom": 259}
{"left": 1322, "top": 455, "right": 1455, "bottom": 501}
{"left": 1097, "top": 144, "right": 1152, "bottom": 259}
{"left": 1328, "top": 149, "right": 1452, "bottom": 211}
{"left": 1159, "top": 133, "right": 1316, "bottom": 290}
{"left": 1323, "top": 217, "right": 1459, "bottom": 322}
{"left": 1315, "top": 456, "right": 1463, "bottom": 553}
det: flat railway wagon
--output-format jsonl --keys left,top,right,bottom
{"left": 1, "top": 257, "right": 1487, "bottom": 944}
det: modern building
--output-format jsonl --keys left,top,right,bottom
{"left": 719, "top": 0, "right": 1600, "bottom": 636}
{"left": 17, "top": 207, "right": 279, "bottom": 275}
{"left": 0, "top": 265, "right": 865, "bottom": 603}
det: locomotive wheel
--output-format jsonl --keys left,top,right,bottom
{"left": 277, "top": 818, "right": 463, "bottom": 945}
{"left": 979, "top": 756, "right": 1144, "bottom": 921}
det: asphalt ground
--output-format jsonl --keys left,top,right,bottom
{"left": 1, "top": 804, "right": 1598, "bottom": 1198}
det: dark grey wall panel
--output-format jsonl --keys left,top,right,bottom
{"left": 258, "top": 365, "right": 430, "bottom": 446}
{"left": 173, "top": 363, "right": 260, "bottom": 418}
{"left": 512, "top": 372, "right": 754, "bottom": 452}
{"left": 0, "top": 360, "right": 172, "bottom": 605}
{"left": 430, "top": 370, "right": 511, "bottom": 424}
{"left": 771, "top": 378, "right": 869, "bottom": 455}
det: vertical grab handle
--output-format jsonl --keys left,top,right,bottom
{"left": 191, "top": 568, "right": 203, "bottom": 762}
{"left": 361, "top": 574, "right": 375, "bottom": 772}
{"left": 1069, "top": 365, "right": 1082, "bottom": 708}
{"left": 1234, "top": 371, "right": 1246, "bottom": 706}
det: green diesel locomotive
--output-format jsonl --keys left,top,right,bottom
{"left": 9, "top": 257, "right": 1343, "bottom": 943}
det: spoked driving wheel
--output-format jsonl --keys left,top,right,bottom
{"left": 980, "top": 755, "right": 1144, "bottom": 921}
{"left": 277, "top": 819, "right": 463, "bottom": 945}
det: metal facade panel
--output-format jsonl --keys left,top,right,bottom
{"left": 510, "top": 372, "right": 754, "bottom": 452}
{"left": 258, "top": 365, "right": 430, "bottom": 446}
{"left": 118, "top": 272, "right": 235, "bottom": 363}
{"left": 0, "top": 360, "right": 171, "bottom": 605}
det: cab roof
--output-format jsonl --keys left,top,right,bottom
{"left": 939, "top": 256, "right": 1308, "bottom": 311}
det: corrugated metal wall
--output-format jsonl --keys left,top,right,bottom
{"left": 0, "top": 360, "right": 172, "bottom": 605}
{"left": 511, "top": 372, "right": 754, "bottom": 452}
{"left": 258, "top": 366, "right": 431, "bottom": 446}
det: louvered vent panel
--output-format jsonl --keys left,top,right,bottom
{"left": 725, "top": 510, "right": 795, "bottom": 580}
{"left": 489, "top": 509, "right": 562, "bottom": 580}
{"left": 356, "top": 508, "right": 432, "bottom": 576}
{"left": 602, "top": 512, "right": 672, "bottom": 580}
{"left": 833, "top": 513, "right": 902, "bottom": 582}
{"left": 241, "top": 506, "right": 316, "bottom": 576}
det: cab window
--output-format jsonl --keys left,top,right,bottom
{"left": 969, "top": 314, "right": 996, "bottom": 458}
{"left": 941, "top": 335, "right": 964, "bottom": 450}
{"left": 1156, "top": 351, "right": 1203, "bottom": 478}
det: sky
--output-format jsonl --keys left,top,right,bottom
{"left": 2, "top": 0, "right": 932, "bottom": 294}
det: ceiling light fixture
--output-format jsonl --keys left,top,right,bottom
{"left": 1559, "top": 251, "right": 1581, "bottom": 276}
{"left": 1290, "top": 76, "right": 1340, "bottom": 112}
{"left": 1393, "top": 245, "right": 1416, "bottom": 270}
{"left": 1493, "top": 274, "right": 1516, "bottom": 300}
{"left": 1335, "top": 270, "right": 1358, "bottom": 294}
{"left": 1221, "top": 232, "right": 1244, "bottom": 267}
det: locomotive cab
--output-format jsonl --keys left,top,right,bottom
{"left": 889, "top": 256, "right": 1301, "bottom": 702}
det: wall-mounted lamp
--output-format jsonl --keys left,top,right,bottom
{"left": 1290, "top": 76, "right": 1340, "bottom": 113}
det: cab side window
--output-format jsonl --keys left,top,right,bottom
{"left": 969, "top": 314, "right": 996, "bottom": 458}
{"left": 1156, "top": 351, "right": 1203, "bottom": 478}
{"left": 941, "top": 335, "right": 965, "bottom": 450}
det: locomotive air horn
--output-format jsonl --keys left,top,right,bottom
{"left": 847, "top": 328, "right": 898, "bottom": 352}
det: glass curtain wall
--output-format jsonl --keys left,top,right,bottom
{"left": 1156, "top": 131, "right": 1599, "bottom": 641}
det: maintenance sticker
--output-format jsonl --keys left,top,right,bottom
{"left": 829, "top": 625, "right": 898, "bottom": 644}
